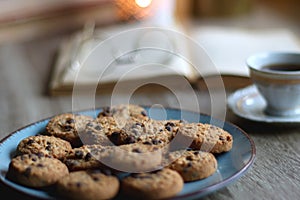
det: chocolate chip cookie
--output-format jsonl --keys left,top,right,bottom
{"left": 79, "top": 120, "right": 112, "bottom": 146}
{"left": 46, "top": 113, "right": 94, "bottom": 147}
{"left": 175, "top": 123, "right": 233, "bottom": 153}
{"left": 121, "top": 168, "right": 184, "bottom": 199}
{"left": 7, "top": 154, "right": 69, "bottom": 187}
{"left": 166, "top": 149, "right": 218, "bottom": 182}
{"left": 56, "top": 170, "right": 120, "bottom": 200}
{"left": 103, "top": 143, "right": 163, "bottom": 173}
{"left": 63, "top": 145, "right": 106, "bottom": 171}
{"left": 16, "top": 135, "right": 72, "bottom": 160}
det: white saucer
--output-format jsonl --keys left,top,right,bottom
{"left": 227, "top": 85, "right": 300, "bottom": 124}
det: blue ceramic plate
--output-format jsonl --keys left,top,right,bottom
{"left": 0, "top": 107, "right": 255, "bottom": 200}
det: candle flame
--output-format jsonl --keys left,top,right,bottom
{"left": 135, "top": 0, "right": 152, "bottom": 8}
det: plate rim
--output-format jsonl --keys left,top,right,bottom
{"left": 0, "top": 106, "right": 256, "bottom": 200}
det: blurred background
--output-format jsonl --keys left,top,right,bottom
{"left": 0, "top": 0, "right": 299, "bottom": 44}
{"left": 1, "top": 0, "right": 299, "bottom": 95}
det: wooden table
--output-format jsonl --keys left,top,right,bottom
{"left": 1, "top": 4, "right": 300, "bottom": 197}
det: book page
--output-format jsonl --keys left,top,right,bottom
{"left": 52, "top": 22, "right": 195, "bottom": 89}
{"left": 191, "top": 26, "right": 300, "bottom": 78}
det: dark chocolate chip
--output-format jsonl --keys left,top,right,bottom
{"left": 37, "top": 164, "right": 44, "bottom": 168}
{"left": 24, "top": 167, "right": 31, "bottom": 177}
{"left": 76, "top": 182, "right": 81, "bottom": 188}
{"left": 219, "top": 136, "right": 225, "bottom": 141}
{"left": 109, "top": 132, "right": 120, "bottom": 144}
{"left": 136, "top": 122, "right": 141, "bottom": 126}
{"left": 152, "top": 139, "right": 161, "bottom": 145}
{"left": 125, "top": 136, "right": 136, "bottom": 144}
{"left": 75, "top": 150, "right": 84, "bottom": 159}
{"left": 66, "top": 118, "right": 75, "bottom": 124}
{"left": 63, "top": 125, "right": 72, "bottom": 131}
{"left": 165, "top": 122, "right": 175, "bottom": 127}
{"left": 227, "top": 136, "right": 232, "bottom": 141}
{"left": 143, "top": 141, "right": 152, "bottom": 145}
{"left": 94, "top": 125, "right": 101, "bottom": 131}
{"left": 132, "top": 148, "right": 142, "bottom": 153}
{"left": 165, "top": 126, "right": 171, "bottom": 131}
{"left": 37, "top": 152, "right": 44, "bottom": 158}
{"left": 85, "top": 153, "right": 92, "bottom": 161}
{"left": 186, "top": 156, "right": 193, "bottom": 161}
{"left": 141, "top": 111, "right": 147, "bottom": 116}
{"left": 45, "top": 145, "right": 51, "bottom": 151}
{"left": 26, "top": 139, "right": 34, "bottom": 145}
{"left": 100, "top": 107, "right": 111, "bottom": 116}
{"left": 64, "top": 160, "right": 74, "bottom": 167}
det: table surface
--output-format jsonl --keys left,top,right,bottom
{"left": 1, "top": 6, "right": 300, "bottom": 200}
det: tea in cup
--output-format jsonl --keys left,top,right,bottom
{"left": 246, "top": 52, "right": 300, "bottom": 116}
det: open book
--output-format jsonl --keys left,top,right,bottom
{"left": 48, "top": 25, "right": 300, "bottom": 95}
{"left": 48, "top": 21, "right": 199, "bottom": 95}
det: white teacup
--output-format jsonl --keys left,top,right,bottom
{"left": 246, "top": 52, "right": 300, "bottom": 116}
